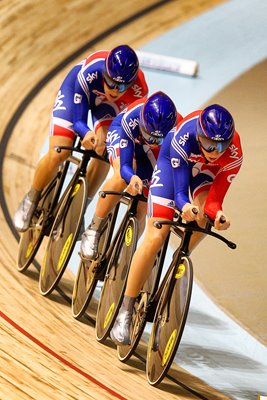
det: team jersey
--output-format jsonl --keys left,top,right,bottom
{"left": 51, "top": 50, "right": 148, "bottom": 139}
{"left": 106, "top": 98, "right": 182, "bottom": 185}
{"left": 73, "top": 50, "right": 148, "bottom": 138}
{"left": 151, "top": 110, "right": 243, "bottom": 220}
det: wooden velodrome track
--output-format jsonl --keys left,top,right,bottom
{"left": 1, "top": 0, "right": 266, "bottom": 399}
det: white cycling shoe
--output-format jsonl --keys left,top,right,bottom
{"left": 110, "top": 309, "right": 132, "bottom": 346}
{"left": 80, "top": 229, "right": 100, "bottom": 259}
{"left": 13, "top": 194, "right": 37, "bottom": 232}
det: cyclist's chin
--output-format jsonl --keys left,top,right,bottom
{"left": 202, "top": 149, "right": 224, "bottom": 163}
{"left": 105, "top": 89, "right": 122, "bottom": 101}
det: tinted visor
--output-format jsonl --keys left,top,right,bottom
{"left": 103, "top": 71, "right": 132, "bottom": 93}
{"left": 198, "top": 134, "right": 232, "bottom": 153}
{"left": 140, "top": 125, "right": 164, "bottom": 146}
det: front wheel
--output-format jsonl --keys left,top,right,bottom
{"left": 17, "top": 176, "right": 58, "bottom": 272}
{"left": 146, "top": 255, "right": 193, "bottom": 386}
{"left": 95, "top": 217, "right": 138, "bottom": 343}
{"left": 117, "top": 247, "right": 164, "bottom": 362}
{"left": 39, "top": 176, "right": 87, "bottom": 296}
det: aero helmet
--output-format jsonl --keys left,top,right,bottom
{"left": 139, "top": 91, "right": 177, "bottom": 145}
{"left": 105, "top": 45, "right": 139, "bottom": 86}
{"left": 197, "top": 104, "right": 235, "bottom": 152}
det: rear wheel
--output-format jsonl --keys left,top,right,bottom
{"left": 117, "top": 291, "right": 149, "bottom": 362}
{"left": 117, "top": 248, "right": 163, "bottom": 362}
{"left": 39, "top": 177, "right": 87, "bottom": 296}
{"left": 72, "top": 207, "right": 119, "bottom": 319}
{"left": 146, "top": 256, "right": 193, "bottom": 386}
{"left": 17, "top": 177, "right": 58, "bottom": 272}
{"left": 95, "top": 217, "right": 138, "bottom": 343}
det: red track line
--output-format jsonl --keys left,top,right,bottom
{"left": 0, "top": 310, "right": 128, "bottom": 400}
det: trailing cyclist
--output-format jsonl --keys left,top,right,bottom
{"left": 14, "top": 45, "right": 148, "bottom": 232}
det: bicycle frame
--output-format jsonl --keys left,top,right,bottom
{"left": 48, "top": 142, "right": 109, "bottom": 228}
{"left": 98, "top": 190, "right": 147, "bottom": 280}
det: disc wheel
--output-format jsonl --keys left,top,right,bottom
{"left": 95, "top": 217, "right": 138, "bottom": 343}
{"left": 39, "top": 177, "right": 87, "bottom": 296}
{"left": 146, "top": 256, "right": 193, "bottom": 386}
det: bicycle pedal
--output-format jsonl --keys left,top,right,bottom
{"left": 78, "top": 252, "right": 97, "bottom": 262}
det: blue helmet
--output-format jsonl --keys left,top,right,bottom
{"left": 105, "top": 44, "right": 139, "bottom": 84}
{"left": 139, "top": 91, "right": 177, "bottom": 145}
{"left": 196, "top": 104, "right": 235, "bottom": 153}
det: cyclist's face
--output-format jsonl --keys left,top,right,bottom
{"left": 103, "top": 81, "right": 125, "bottom": 101}
{"left": 201, "top": 147, "right": 226, "bottom": 162}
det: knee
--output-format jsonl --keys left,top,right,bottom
{"left": 197, "top": 213, "right": 207, "bottom": 228}
{"left": 47, "top": 148, "right": 69, "bottom": 170}
{"left": 110, "top": 173, "right": 126, "bottom": 191}
{"left": 143, "top": 228, "right": 166, "bottom": 256}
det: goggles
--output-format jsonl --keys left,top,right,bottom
{"left": 197, "top": 134, "right": 232, "bottom": 153}
{"left": 103, "top": 71, "right": 132, "bottom": 93}
{"left": 140, "top": 125, "right": 164, "bottom": 146}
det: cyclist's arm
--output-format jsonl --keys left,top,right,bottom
{"left": 204, "top": 133, "right": 243, "bottom": 220}
{"left": 170, "top": 136, "right": 191, "bottom": 211}
{"left": 73, "top": 73, "right": 91, "bottom": 138}
{"left": 119, "top": 120, "right": 136, "bottom": 184}
{"left": 173, "top": 163, "right": 192, "bottom": 210}
{"left": 204, "top": 161, "right": 242, "bottom": 220}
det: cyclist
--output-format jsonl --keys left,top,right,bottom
{"left": 80, "top": 91, "right": 181, "bottom": 259}
{"left": 110, "top": 104, "right": 243, "bottom": 345}
{"left": 14, "top": 44, "right": 148, "bottom": 232}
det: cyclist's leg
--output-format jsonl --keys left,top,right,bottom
{"left": 110, "top": 160, "right": 175, "bottom": 344}
{"left": 81, "top": 118, "right": 128, "bottom": 258}
{"left": 135, "top": 200, "right": 147, "bottom": 239}
{"left": 14, "top": 135, "right": 72, "bottom": 232}
{"left": 33, "top": 136, "right": 72, "bottom": 190}
{"left": 110, "top": 217, "right": 170, "bottom": 345}
{"left": 81, "top": 157, "right": 126, "bottom": 258}
{"left": 95, "top": 158, "right": 127, "bottom": 218}
{"left": 125, "top": 218, "right": 170, "bottom": 298}
{"left": 85, "top": 104, "right": 118, "bottom": 199}
{"left": 86, "top": 157, "right": 110, "bottom": 199}
{"left": 14, "top": 78, "right": 76, "bottom": 232}
{"left": 33, "top": 79, "right": 76, "bottom": 191}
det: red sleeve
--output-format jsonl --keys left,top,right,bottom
{"left": 84, "top": 50, "right": 108, "bottom": 65}
{"left": 116, "top": 68, "right": 148, "bottom": 107}
{"left": 204, "top": 131, "right": 243, "bottom": 220}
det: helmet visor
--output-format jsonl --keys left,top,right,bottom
{"left": 140, "top": 125, "right": 164, "bottom": 146}
{"left": 198, "top": 134, "right": 232, "bottom": 153}
{"left": 103, "top": 71, "right": 132, "bottom": 93}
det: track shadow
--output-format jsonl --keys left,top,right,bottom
{"left": 23, "top": 267, "right": 40, "bottom": 281}
{"left": 176, "top": 343, "right": 264, "bottom": 371}
{"left": 186, "top": 308, "right": 227, "bottom": 330}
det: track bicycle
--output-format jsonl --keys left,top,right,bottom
{"left": 95, "top": 190, "right": 147, "bottom": 343}
{"left": 38, "top": 142, "right": 109, "bottom": 296}
{"left": 145, "top": 213, "right": 236, "bottom": 386}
